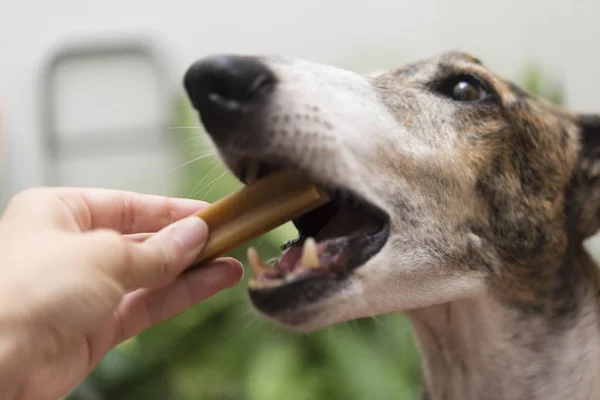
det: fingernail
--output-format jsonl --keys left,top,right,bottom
{"left": 168, "top": 216, "right": 208, "bottom": 251}
{"left": 224, "top": 260, "right": 244, "bottom": 287}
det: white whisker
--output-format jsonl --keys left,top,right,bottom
{"left": 243, "top": 315, "right": 259, "bottom": 331}
{"left": 179, "top": 135, "right": 205, "bottom": 145}
{"left": 253, "top": 237, "right": 267, "bottom": 251}
{"left": 186, "top": 162, "right": 220, "bottom": 199}
{"left": 170, "top": 153, "right": 215, "bottom": 172}
{"left": 166, "top": 126, "right": 204, "bottom": 130}
{"left": 201, "top": 171, "right": 228, "bottom": 199}
{"left": 192, "top": 171, "right": 227, "bottom": 199}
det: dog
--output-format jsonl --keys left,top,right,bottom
{"left": 183, "top": 51, "right": 600, "bottom": 400}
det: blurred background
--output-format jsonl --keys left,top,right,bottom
{"left": 2, "top": 0, "right": 600, "bottom": 399}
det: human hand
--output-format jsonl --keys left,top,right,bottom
{"left": 0, "top": 188, "right": 243, "bottom": 400}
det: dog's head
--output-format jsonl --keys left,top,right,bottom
{"left": 184, "top": 51, "right": 600, "bottom": 331}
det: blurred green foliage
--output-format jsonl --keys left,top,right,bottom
{"left": 67, "top": 61, "right": 564, "bottom": 400}
{"left": 519, "top": 64, "right": 564, "bottom": 105}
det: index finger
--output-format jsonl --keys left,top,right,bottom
{"left": 51, "top": 188, "right": 209, "bottom": 233}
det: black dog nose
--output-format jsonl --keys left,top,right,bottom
{"left": 183, "top": 55, "right": 276, "bottom": 133}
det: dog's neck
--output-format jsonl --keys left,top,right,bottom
{"left": 406, "top": 253, "right": 600, "bottom": 400}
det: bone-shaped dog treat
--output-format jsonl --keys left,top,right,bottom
{"left": 190, "top": 169, "right": 330, "bottom": 266}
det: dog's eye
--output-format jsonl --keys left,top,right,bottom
{"left": 452, "top": 81, "right": 485, "bottom": 102}
{"left": 436, "top": 74, "right": 491, "bottom": 103}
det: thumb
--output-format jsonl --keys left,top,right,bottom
{"left": 92, "top": 216, "right": 209, "bottom": 290}
{"left": 143, "top": 215, "right": 210, "bottom": 277}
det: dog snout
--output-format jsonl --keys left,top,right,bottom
{"left": 184, "top": 55, "right": 276, "bottom": 135}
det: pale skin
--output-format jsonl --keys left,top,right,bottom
{"left": 0, "top": 187, "right": 244, "bottom": 400}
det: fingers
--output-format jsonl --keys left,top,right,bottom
{"left": 112, "top": 260, "right": 243, "bottom": 344}
{"left": 88, "top": 216, "right": 212, "bottom": 290}
{"left": 38, "top": 187, "right": 209, "bottom": 233}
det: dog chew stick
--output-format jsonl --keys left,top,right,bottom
{"left": 190, "top": 169, "right": 330, "bottom": 267}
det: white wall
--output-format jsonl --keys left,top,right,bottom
{"left": 1, "top": 0, "right": 599, "bottom": 200}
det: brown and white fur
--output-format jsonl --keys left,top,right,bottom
{"left": 184, "top": 51, "right": 600, "bottom": 400}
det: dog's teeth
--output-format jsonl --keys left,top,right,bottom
{"left": 301, "top": 237, "right": 320, "bottom": 269}
{"left": 249, "top": 278, "right": 284, "bottom": 290}
{"left": 247, "top": 247, "right": 270, "bottom": 276}
{"left": 245, "top": 160, "right": 260, "bottom": 183}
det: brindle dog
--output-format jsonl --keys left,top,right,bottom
{"left": 183, "top": 51, "right": 600, "bottom": 400}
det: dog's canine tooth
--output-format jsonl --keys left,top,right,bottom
{"left": 301, "top": 237, "right": 320, "bottom": 268}
{"left": 245, "top": 160, "right": 260, "bottom": 183}
{"left": 247, "top": 247, "right": 270, "bottom": 276}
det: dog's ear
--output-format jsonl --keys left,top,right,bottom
{"left": 571, "top": 114, "right": 600, "bottom": 238}
{"left": 578, "top": 114, "right": 600, "bottom": 168}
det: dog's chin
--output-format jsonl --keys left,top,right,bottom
{"left": 248, "top": 275, "right": 350, "bottom": 331}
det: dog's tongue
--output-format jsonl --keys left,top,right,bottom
{"left": 278, "top": 246, "right": 304, "bottom": 273}
{"left": 276, "top": 238, "right": 348, "bottom": 275}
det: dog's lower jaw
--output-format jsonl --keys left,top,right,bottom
{"left": 406, "top": 288, "right": 600, "bottom": 400}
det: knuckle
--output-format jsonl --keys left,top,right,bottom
{"left": 152, "top": 244, "right": 175, "bottom": 281}
{"left": 14, "top": 187, "right": 47, "bottom": 199}
{"left": 120, "top": 193, "right": 136, "bottom": 234}
{"left": 7, "top": 188, "right": 48, "bottom": 209}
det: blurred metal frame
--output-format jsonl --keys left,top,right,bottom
{"left": 39, "top": 37, "right": 176, "bottom": 186}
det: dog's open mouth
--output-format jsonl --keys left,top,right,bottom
{"left": 240, "top": 161, "right": 390, "bottom": 291}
